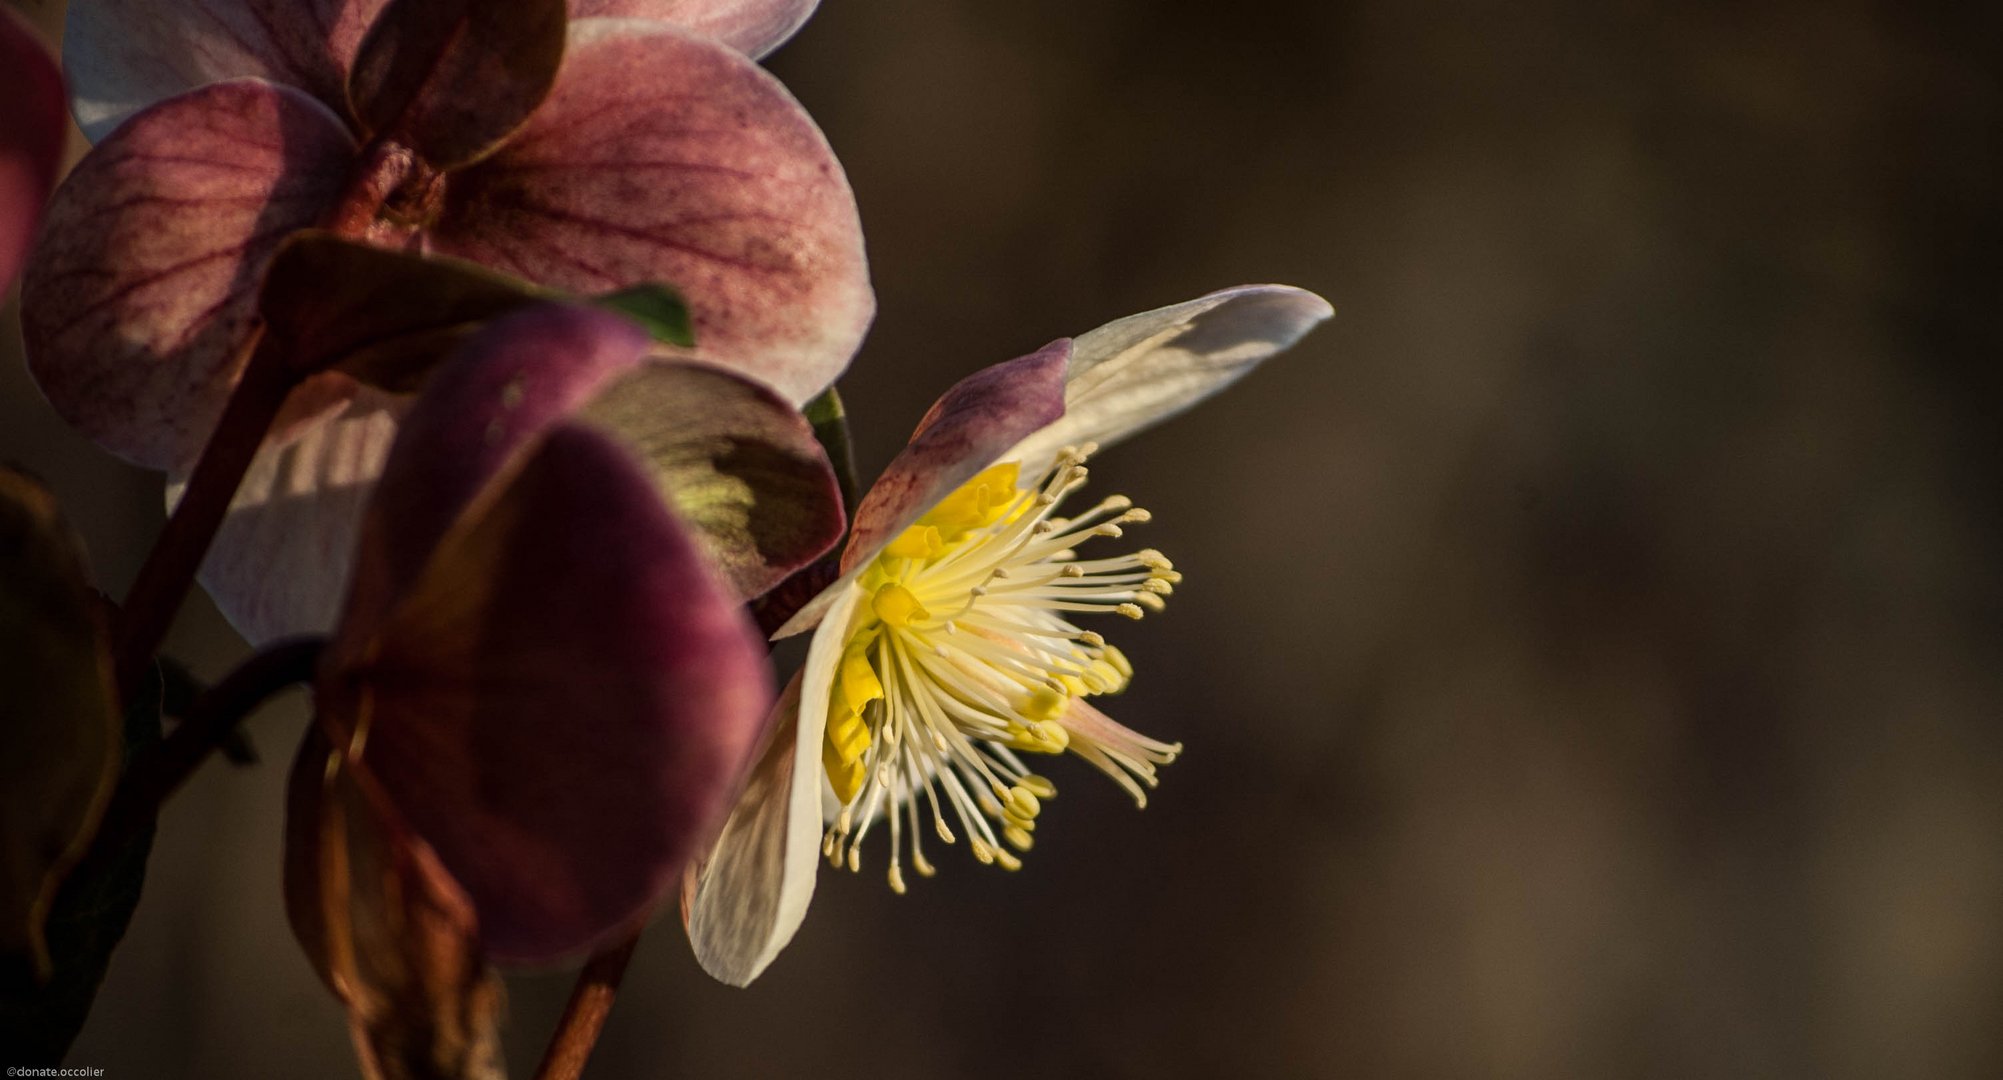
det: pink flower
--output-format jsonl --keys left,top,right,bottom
{"left": 683, "top": 284, "right": 1333, "bottom": 985}
{"left": 23, "top": 0, "right": 871, "bottom": 642}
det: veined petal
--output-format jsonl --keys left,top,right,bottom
{"left": 428, "top": 20, "right": 872, "bottom": 407}
{"left": 569, "top": 0, "right": 820, "bottom": 58}
{"left": 21, "top": 79, "right": 355, "bottom": 471}
{"left": 770, "top": 342, "right": 1068, "bottom": 640}
{"left": 323, "top": 423, "right": 772, "bottom": 963}
{"left": 685, "top": 583, "right": 859, "bottom": 984}
{"left": 1002, "top": 285, "right": 1334, "bottom": 477}
{"left": 181, "top": 390, "right": 405, "bottom": 644}
{"left": 0, "top": 12, "right": 65, "bottom": 292}
{"left": 65, "top": 0, "right": 385, "bottom": 142}
{"left": 340, "top": 304, "right": 652, "bottom": 643}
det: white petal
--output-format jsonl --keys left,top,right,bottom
{"left": 1003, "top": 284, "right": 1333, "bottom": 476}
{"left": 685, "top": 582, "right": 859, "bottom": 985}
{"left": 177, "top": 393, "right": 402, "bottom": 644}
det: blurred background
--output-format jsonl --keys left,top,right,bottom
{"left": 7, "top": 0, "right": 2003, "bottom": 1076}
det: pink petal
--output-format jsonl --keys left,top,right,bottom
{"left": 322, "top": 421, "right": 772, "bottom": 963}
{"left": 0, "top": 12, "right": 65, "bottom": 291}
{"left": 687, "top": 580, "right": 858, "bottom": 984}
{"left": 842, "top": 340, "right": 1070, "bottom": 573}
{"left": 772, "top": 342, "right": 1069, "bottom": 640}
{"left": 183, "top": 389, "right": 405, "bottom": 643}
{"left": 568, "top": 0, "right": 820, "bottom": 58}
{"left": 574, "top": 360, "right": 845, "bottom": 600}
{"left": 427, "top": 21, "right": 872, "bottom": 407}
{"left": 346, "top": 0, "right": 567, "bottom": 170}
{"left": 340, "top": 303, "right": 652, "bottom": 643}
{"left": 21, "top": 79, "right": 355, "bottom": 471}
{"left": 64, "top": 0, "right": 385, "bottom": 142}
{"left": 1003, "top": 284, "right": 1335, "bottom": 477}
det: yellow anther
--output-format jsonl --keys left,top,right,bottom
{"left": 1124, "top": 507, "right": 1152, "bottom": 523}
{"left": 1003, "top": 825, "right": 1034, "bottom": 851}
{"left": 1101, "top": 645, "right": 1133, "bottom": 679}
{"left": 882, "top": 524, "right": 944, "bottom": 560}
{"left": 1016, "top": 685, "right": 1069, "bottom": 722}
{"left": 994, "top": 849, "right": 1023, "bottom": 872}
{"left": 846, "top": 846, "right": 860, "bottom": 872}
{"left": 1136, "top": 549, "right": 1173, "bottom": 570}
{"left": 935, "top": 818, "right": 956, "bottom": 844}
{"left": 1115, "top": 603, "right": 1145, "bottom": 619}
{"left": 1142, "top": 578, "right": 1173, "bottom": 595}
{"left": 1007, "top": 786, "right": 1042, "bottom": 819}
{"left": 919, "top": 462, "right": 1020, "bottom": 537}
{"left": 888, "top": 863, "right": 906, "bottom": 894}
{"left": 872, "top": 582, "right": 930, "bottom": 627}
{"left": 913, "top": 848, "right": 936, "bottom": 877}
{"left": 1135, "top": 592, "right": 1167, "bottom": 612}
{"left": 1078, "top": 630, "right": 1105, "bottom": 647}
{"left": 970, "top": 839, "right": 996, "bottom": 865}
{"left": 1018, "top": 774, "right": 1057, "bottom": 799}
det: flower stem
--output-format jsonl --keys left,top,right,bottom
{"left": 87, "top": 637, "right": 324, "bottom": 872}
{"left": 112, "top": 331, "right": 295, "bottom": 702}
{"left": 532, "top": 932, "right": 642, "bottom": 1080}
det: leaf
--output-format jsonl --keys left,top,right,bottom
{"left": 0, "top": 659, "right": 163, "bottom": 1063}
{"left": 347, "top": 0, "right": 569, "bottom": 169}
{"left": 260, "top": 232, "right": 551, "bottom": 391}
{"left": 0, "top": 469, "right": 121, "bottom": 987}
{"left": 592, "top": 284, "right": 695, "bottom": 348}
{"left": 284, "top": 729, "right": 504, "bottom": 1080}
{"left": 577, "top": 361, "right": 845, "bottom": 600}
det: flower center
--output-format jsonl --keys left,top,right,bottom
{"left": 820, "top": 445, "right": 1183, "bottom": 892}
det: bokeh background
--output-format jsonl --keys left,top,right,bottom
{"left": 6, "top": 0, "right": 2003, "bottom": 1076}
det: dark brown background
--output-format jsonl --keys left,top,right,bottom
{"left": 6, "top": 0, "right": 2002, "bottom": 1076}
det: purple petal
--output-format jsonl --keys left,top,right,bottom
{"left": 1002, "top": 284, "right": 1335, "bottom": 477}
{"left": 843, "top": 340, "right": 1070, "bottom": 573}
{"left": 21, "top": 79, "right": 355, "bottom": 471}
{"left": 0, "top": 12, "right": 65, "bottom": 292}
{"left": 427, "top": 21, "right": 872, "bottom": 407}
{"left": 772, "top": 342, "right": 1068, "bottom": 640}
{"left": 568, "top": 0, "right": 820, "bottom": 58}
{"left": 322, "top": 421, "right": 773, "bottom": 963}
{"left": 575, "top": 360, "right": 845, "bottom": 599}
{"left": 65, "top": 0, "right": 386, "bottom": 142}
{"left": 184, "top": 389, "right": 405, "bottom": 644}
{"left": 341, "top": 303, "right": 651, "bottom": 642}
{"left": 346, "top": 0, "right": 568, "bottom": 169}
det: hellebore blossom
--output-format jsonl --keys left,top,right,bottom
{"left": 684, "top": 284, "right": 1334, "bottom": 985}
{"left": 278, "top": 298, "right": 841, "bottom": 1073}
{"left": 300, "top": 298, "right": 845, "bottom": 958}
{"left": 0, "top": 10, "right": 64, "bottom": 291}
{"left": 23, "top": 0, "right": 870, "bottom": 641}
{"left": 283, "top": 299, "right": 844, "bottom": 1069}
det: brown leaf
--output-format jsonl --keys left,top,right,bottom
{"left": 284, "top": 729, "right": 506, "bottom": 1080}
{"left": 0, "top": 469, "right": 119, "bottom": 985}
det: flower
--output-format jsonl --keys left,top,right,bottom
{"left": 24, "top": 0, "right": 870, "bottom": 641}
{"left": 683, "top": 283, "right": 1334, "bottom": 985}
{"left": 0, "top": 10, "right": 64, "bottom": 291}
{"left": 284, "top": 299, "right": 835, "bottom": 1071}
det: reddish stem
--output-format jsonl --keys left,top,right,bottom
{"left": 532, "top": 933, "right": 642, "bottom": 1080}
{"left": 85, "top": 637, "right": 325, "bottom": 872}
{"left": 112, "top": 333, "right": 297, "bottom": 701}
